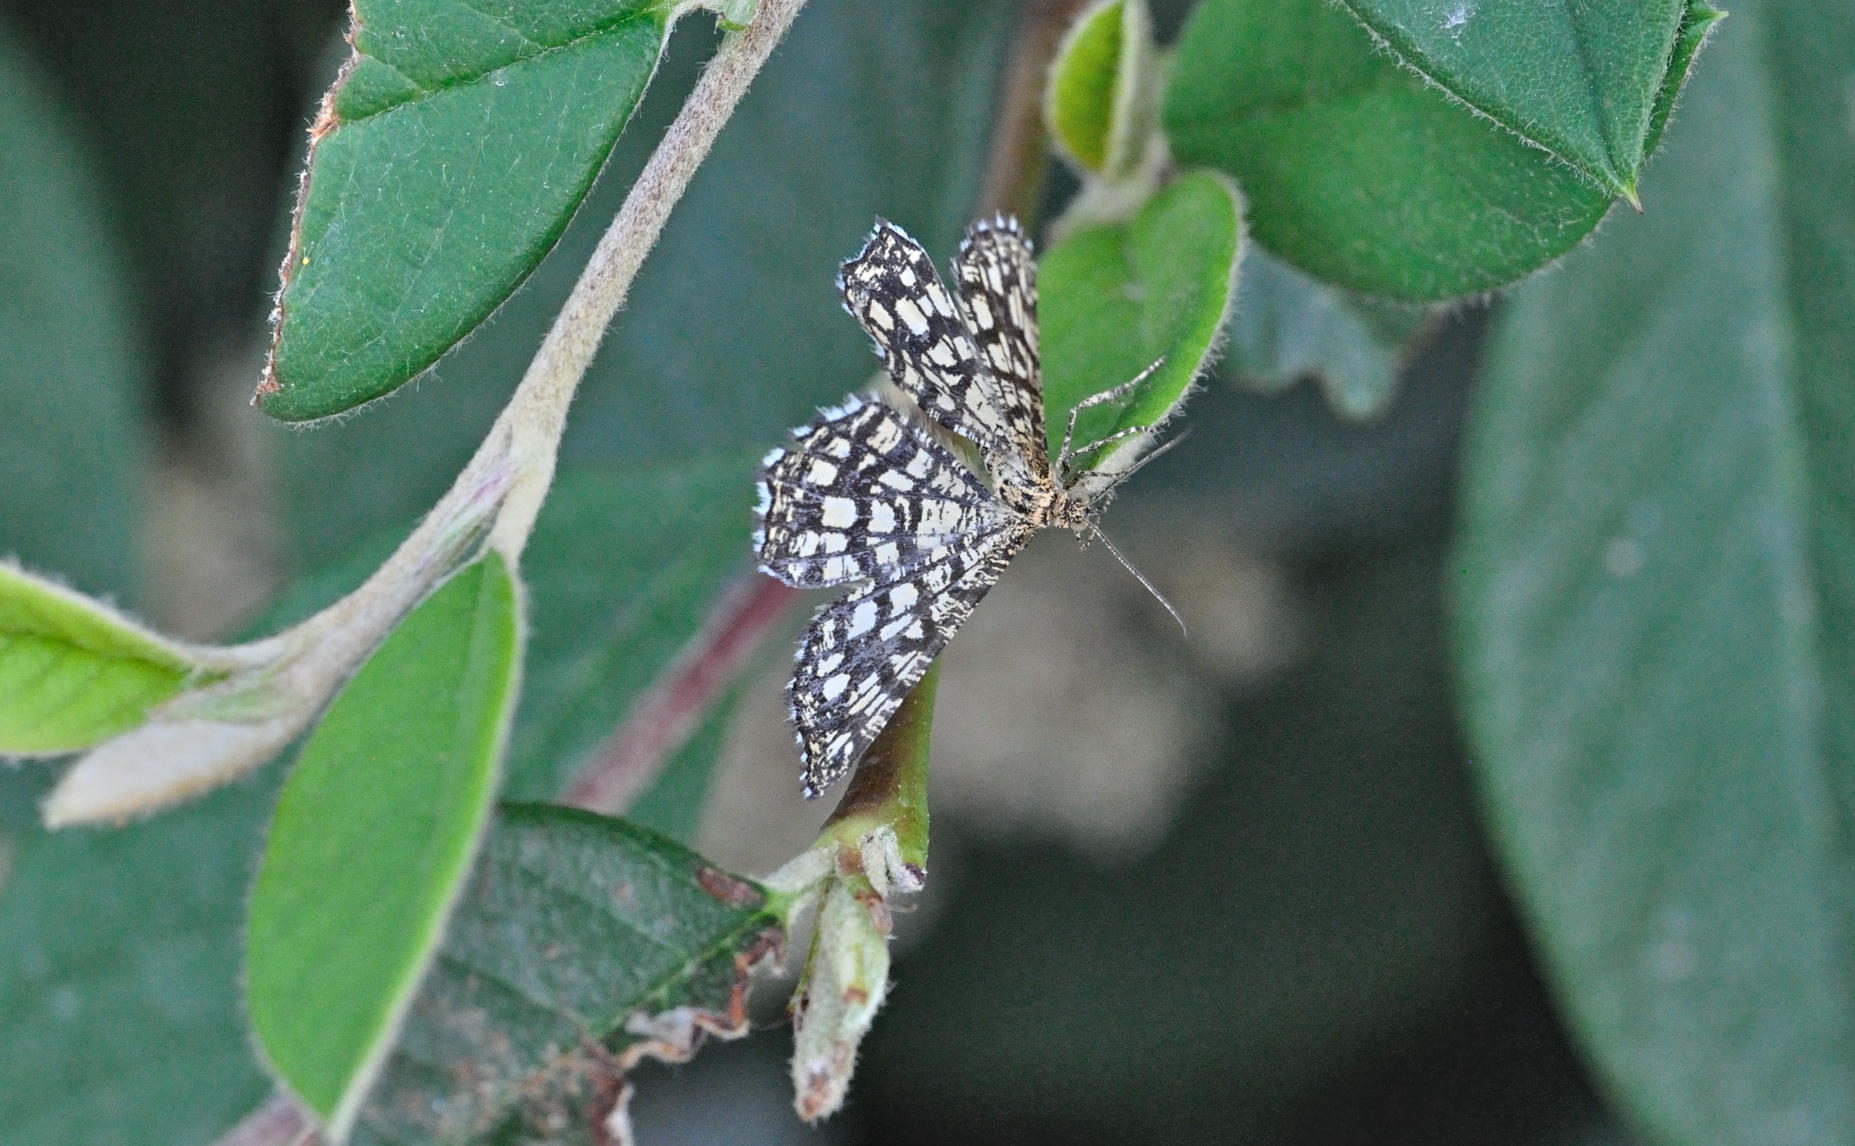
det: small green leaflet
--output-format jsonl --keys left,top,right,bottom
{"left": 0, "top": 564, "right": 203, "bottom": 755}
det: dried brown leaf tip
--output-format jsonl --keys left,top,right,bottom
{"left": 696, "top": 865, "right": 764, "bottom": 909}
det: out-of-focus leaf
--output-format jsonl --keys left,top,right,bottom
{"left": 508, "top": 455, "right": 754, "bottom": 801}
{"left": 0, "top": 27, "right": 143, "bottom": 597}
{"left": 858, "top": 541, "right": 1500, "bottom": 1141}
{"left": 257, "top": 0, "right": 675, "bottom": 420}
{"left": 0, "top": 28, "right": 270, "bottom": 1146}
{"left": 1338, "top": 0, "right": 1685, "bottom": 201}
{"left": 1039, "top": 171, "right": 1242, "bottom": 466}
{"left": 0, "top": 774, "right": 278, "bottom": 1146}
{"left": 624, "top": 683, "right": 742, "bottom": 843}
{"left": 349, "top": 803, "right": 779, "bottom": 1145}
{"left": 248, "top": 554, "right": 522, "bottom": 1140}
{"left": 1163, "top": 0, "right": 1616, "bottom": 299}
{"left": 0, "top": 566, "right": 204, "bottom": 755}
{"left": 1453, "top": 2, "right": 1855, "bottom": 1141}
{"left": 1225, "top": 248, "right": 1416, "bottom": 421}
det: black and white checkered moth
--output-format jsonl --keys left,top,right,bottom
{"left": 755, "top": 217, "right": 1173, "bottom": 798}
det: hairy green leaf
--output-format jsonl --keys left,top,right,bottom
{"left": 0, "top": 566, "right": 203, "bottom": 755}
{"left": 248, "top": 554, "right": 522, "bottom": 1140}
{"left": 349, "top": 803, "right": 779, "bottom": 1145}
{"left": 1040, "top": 171, "right": 1242, "bottom": 465}
{"left": 1453, "top": 2, "right": 1855, "bottom": 1140}
{"left": 258, "top": 0, "right": 675, "bottom": 420}
{"left": 1338, "top": 0, "right": 1686, "bottom": 201}
{"left": 1163, "top": 0, "right": 1615, "bottom": 299}
{"left": 0, "top": 28, "right": 143, "bottom": 597}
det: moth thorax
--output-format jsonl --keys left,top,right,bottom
{"left": 1011, "top": 482, "right": 1091, "bottom": 531}
{"left": 1050, "top": 495, "right": 1094, "bottom": 533}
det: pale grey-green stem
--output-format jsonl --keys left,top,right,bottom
{"left": 49, "top": 0, "right": 811, "bottom": 829}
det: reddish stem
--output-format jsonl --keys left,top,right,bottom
{"left": 975, "top": 0, "right": 1090, "bottom": 220}
{"left": 210, "top": 1094, "right": 318, "bottom": 1146}
{"left": 561, "top": 574, "right": 799, "bottom": 815}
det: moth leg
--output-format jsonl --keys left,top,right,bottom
{"left": 1054, "top": 357, "right": 1164, "bottom": 476}
{"left": 1061, "top": 424, "right": 1150, "bottom": 475}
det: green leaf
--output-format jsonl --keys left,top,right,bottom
{"left": 1452, "top": 2, "right": 1855, "bottom": 1141}
{"left": 1040, "top": 171, "right": 1242, "bottom": 465}
{"left": 247, "top": 553, "right": 523, "bottom": 1140}
{"left": 0, "top": 774, "right": 278, "bottom": 1146}
{"left": 0, "top": 27, "right": 144, "bottom": 597}
{"left": 1163, "top": 0, "right": 1616, "bottom": 299}
{"left": 1337, "top": 0, "right": 1686, "bottom": 201}
{"left": 1044, "top": 0, "right": 1157, "bottom": 182}
{"left": 257, "top": 0, "right": 674, "bottom": 421}
{"left": 1045, "top": 0, "right": 1122, "bottom": 173}
{"left": 268, "top": 0, "right": 1012, "bottom": 572}
{"left": 348, "top": 803, "right": 779, "bottom": 1144}
{"left": 1647, "top": 2, "right": 1726, "bottom": 153}
{"left": 0, "top": 565, "right": 202, "bottom": 755}
{"left": 1225, "top": 247, "right": 1418, "bottom": 421}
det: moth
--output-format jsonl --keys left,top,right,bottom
{"left": 753, "top": 217, "right": 1179, "bottom": 798}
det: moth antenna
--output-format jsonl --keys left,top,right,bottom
{"left": 1089, "top": 525, "right": 1188, "bottom": 637}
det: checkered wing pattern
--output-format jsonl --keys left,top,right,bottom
{"left": 754, "top": 396, "right": 1012, "bottom": 589}
{"left": 954, "top": 217, "right": 1046, "bottom": 477}
{"left": 788, "top": 524, "right": 1031, "bottom": 797}
{"left": 838, "top": 221, "right": 1026, "bottom": 473}
{"left": 755, "top": 214, "right": 1135, "bottom": 798}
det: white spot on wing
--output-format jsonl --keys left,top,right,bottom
{"left": 895, "top": 297, "right": 930, "bottom": 335}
